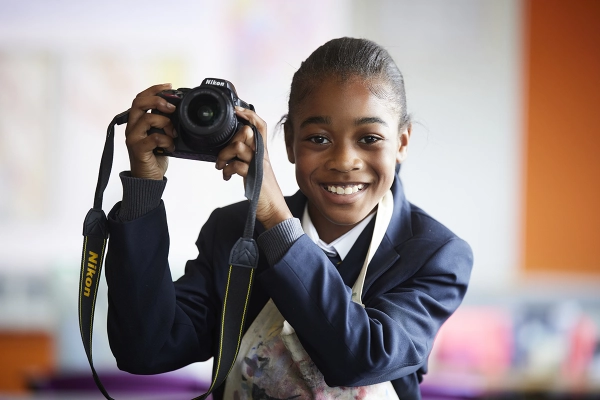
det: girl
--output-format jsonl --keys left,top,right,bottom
{"left": 105, "top": 37, "right": 473, "bottom": 400}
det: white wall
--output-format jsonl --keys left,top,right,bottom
{"left": 352, "top": 0, "right": 524, "bottom": 295}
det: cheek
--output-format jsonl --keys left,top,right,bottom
{"left": 293, "top": 151, "right": 324, "bottom": 191}
{"left": 295, "top": 160, "right": 313, "bottom": 183}
{"left": 293, "top": 146, "right": 317, "bottom": 168}
{"left": 372, "top": 151, "right": 398, "bottom": 185}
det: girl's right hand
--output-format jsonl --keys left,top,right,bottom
{"left": 125, "top": 83, "right": 178, "bottom": 180}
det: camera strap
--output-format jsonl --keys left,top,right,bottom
{"left": 79, "top": 111, "right": 263, "bottom": 400}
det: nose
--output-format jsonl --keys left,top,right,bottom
{"left": 325, "top": 143, "right": 362, "bottom": 172}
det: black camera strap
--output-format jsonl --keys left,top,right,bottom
{"left": 79, "top": 111, "right": 263, "bottom": 400}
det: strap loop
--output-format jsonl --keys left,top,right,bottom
{"left": 229, "top": 238, "right": 259, "bottom": 268}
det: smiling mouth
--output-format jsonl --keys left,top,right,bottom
{"left": 325, "top": 184, "right": 365, "bottom": 195}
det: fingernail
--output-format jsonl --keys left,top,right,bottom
{"left": 235, "top": 106, "right": 244, "bottom": 111}
{"left": 173, "top": 129, "right": 178, "bottom": 138}
{"left": 166, "top": 102, "right": 175, "bottom": 109}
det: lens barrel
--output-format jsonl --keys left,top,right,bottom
{"left": 178, "top": 87, "right": 238, "bottom": 149}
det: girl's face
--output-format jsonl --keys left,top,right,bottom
{"left": 285, "top": 77, "right": 410, "bottom": 243}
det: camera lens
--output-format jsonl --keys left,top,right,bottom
{"left": 197, "top": 105, "right": 215, "bottom": 124}
{"left": 188, "top": 95, "right": 221, "bottom": 127}
{"left": 178, "top": 86, "right": 238, "bottom": 150}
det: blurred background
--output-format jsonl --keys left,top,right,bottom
{"left": 0, "top": 0, "right": 598, "bottom": 399}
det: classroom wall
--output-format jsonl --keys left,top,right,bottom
{"left": 3, "top": 0, "right": 598, "bottom": 391}
{"left": 352, "top": 0, "right": 524, "bottom": 292}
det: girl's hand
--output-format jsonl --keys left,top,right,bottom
{"left": 215, "top": 107, "right": 293, "bottom": 230}
{"left": 125, "top": 84, "right": 178, "bottom": 180}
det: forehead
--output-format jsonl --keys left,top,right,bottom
{"left": 292, "top": 77, "right": 400, "bottom": 127}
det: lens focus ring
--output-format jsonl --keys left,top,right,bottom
{"left": 178, "top": 87, "right": 238, "bottom": 149}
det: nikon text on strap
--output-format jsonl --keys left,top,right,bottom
{"left": 79, "top": 110, "right": 264, "bottom": 400}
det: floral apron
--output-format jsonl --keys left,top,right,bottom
{"left": 223, "top": 191, "right": 399, "bottom": 400}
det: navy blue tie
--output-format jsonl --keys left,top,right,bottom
{"left": 327, "top": 253, "right": 342, "bottom": 268}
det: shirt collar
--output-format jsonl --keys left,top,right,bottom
{"left": 301, "top": 204, "right": 376, "bottom": 260}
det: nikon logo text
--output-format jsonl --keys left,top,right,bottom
{"left": 206, "top": 79, "right": 225, "bottom": 86}
{"left": 83, "top": 251, "right": 98, "bottom": 297}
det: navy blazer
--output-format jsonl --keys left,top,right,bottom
{"left": 105, "top": 175, "right": 473, "bottom": 400}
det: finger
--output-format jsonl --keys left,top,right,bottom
{"left": 215, "top": 126, "right": 255, "bottom": 169}
{"left": 127, "top": 113, "right": 174, "bottom": 142}
{"left": 129, "top": 93, "right": 176, "bottom": 122}
{"left": 221, "top": 159, "right": 250, "bottom": 181}
{"left": 128, "top": 109, "right": 177, "bottom": 139}
{"left": 235, "top": 106, "right": 268, "bottom": 141}
{"left": 129, "top": 133, "right": 175, "bottom": 159}
{"left": 126, "top": 113, "right": 175, "bottom": 145}
{"left": 127, "top": 83, "right": 174, "bottom": 133}
{"left": 135, "top": 83, "right": 172, "bottom": 99}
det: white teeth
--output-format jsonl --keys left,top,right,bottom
{"left": 327, "top": 184, "right": 364, "bottom": 195}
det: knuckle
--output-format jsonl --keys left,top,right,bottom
{"left": 137, "top": 114, "right": 153, "bottom": 127}
{"left": 150, "top": 132, "right": 164, "bottom": 144}
{"left": 243, "top": 125, "right": 254, "bottom": 136}
{"left": 131, "top": 96, "right": 143, "bottom": 107}
{"left": 227, "top": 161, "right": 248, "bottom": 176}
{"left": 232, "top": 140, "right": 247, "bottom": 152}
{"left": 234, "top": 159, "right": 249, "bottom": 171}
{"left": 142, "top": 113, "right": 164, "bottom": 127}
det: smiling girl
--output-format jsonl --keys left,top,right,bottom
{"left": 105, "top": 37, "right": 473, "bottom": 400}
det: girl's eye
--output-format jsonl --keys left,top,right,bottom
{"left": 308, "top": 135, "right": 331, "bottom": 144}
{"left": 358, "top": 135, "right": 382, "bottom": 144}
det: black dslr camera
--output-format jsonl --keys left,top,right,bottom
{"left": 151, "top": 78, "right": 254, "bottom": 162}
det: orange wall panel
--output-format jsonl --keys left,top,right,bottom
{"left": 0, "top": 331, "right": 55, "bottom": 392}
{"left": 523, "top": 0, "right": 600, "bottom": 274}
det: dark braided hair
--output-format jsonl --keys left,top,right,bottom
{"left": 285, "top": 37, "right": 410, "bottom": 132}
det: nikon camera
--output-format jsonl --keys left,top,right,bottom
{"left": 151, "top": 78, "right": 254, "bottom": 162}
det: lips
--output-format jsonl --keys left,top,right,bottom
{"left": 325, "top": 183, "right": 365, "bottom": 195}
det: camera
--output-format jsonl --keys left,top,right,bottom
{"left": 151, "top": 78, "right": 254, "bottom": 162}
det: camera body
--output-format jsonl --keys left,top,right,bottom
{"left": 151, "top": 78, "right": 253, "bottom": 162}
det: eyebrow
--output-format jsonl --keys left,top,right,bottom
{"left": 299, "top": 116, "right": 330, "bottom": 128}
{"left": 299, "top": 115, "right": 388, "bottom": 128}
{"left": 355, "top": 116, "right": 388, "bottom": 127}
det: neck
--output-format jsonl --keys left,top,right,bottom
{"left": 307, "top": 203, "right": 357, "bottom": 243}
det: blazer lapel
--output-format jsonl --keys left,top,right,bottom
{"left": 286, "top": 190, "right": 308, "bottom": 219}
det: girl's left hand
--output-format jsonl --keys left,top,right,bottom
{"left": 215, "top": 107, "right": 293, "bottom": 230}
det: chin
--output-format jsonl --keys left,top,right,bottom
{"left": 324, "top": 213, "right": 366, "bottom": 227}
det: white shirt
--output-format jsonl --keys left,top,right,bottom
{"left": 301, "top": 204, "right": 376, "bottom": 261}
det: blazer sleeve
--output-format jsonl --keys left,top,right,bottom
{"left": 258, "top": 230, "right": 473, "bottom": 387}
{"left": 105, "top": 201, "right": 221, "bottom": 374}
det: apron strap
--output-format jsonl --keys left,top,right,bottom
{"left": 351, "top": 189, "right": 394, "bottom": 305}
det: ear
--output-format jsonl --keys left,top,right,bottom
{"left": 284, "top": 121, "right": 296, "bottom": 164}
{"left": 396, "top": 123, "right": 411, "bottom": 164}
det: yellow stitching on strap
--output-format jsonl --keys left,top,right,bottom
{"left": 78, "top": 237, "right": 106, "bottom": 360}
{"left": 226, "top": 268, "right": 254, "bottom": 377}
{"left": 88, "top": 239, "right": 106, "bottom": 357}
{"left": 78, "top": 237, "right": 88, "bottom": 341}
{"left": 206, "top": 264, "right": 233, "bottom": 393}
